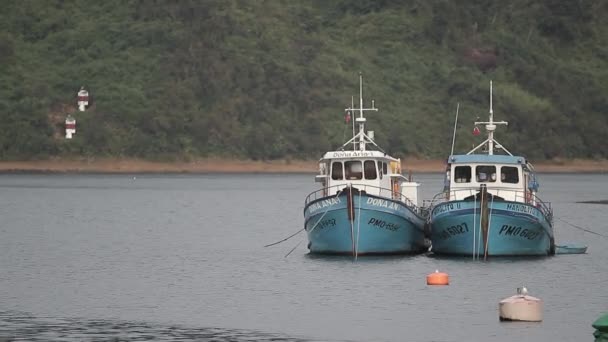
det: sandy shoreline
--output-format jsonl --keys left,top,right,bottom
{"left": 0, "top": 158, "right": 607, "bottom": 174}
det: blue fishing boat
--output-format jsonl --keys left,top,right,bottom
{"left": 427, "top": 81, "right": 555, "bottom": 257}
{"left": 303, "top": 75, "right": 427, "bottom": 256}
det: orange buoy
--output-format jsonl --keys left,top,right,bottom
{"left": 427, "top": 270, "right": 449, "bottom": 285}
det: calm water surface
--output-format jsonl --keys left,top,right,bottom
{"left": 0, "top": 173, "right": 607, "bottom": 342}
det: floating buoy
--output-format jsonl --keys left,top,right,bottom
{"left": 499, "top": 287, "right": 542, "bottom": 322}
{"left": 593, "top": 312, "right": 608, "bottom": 340}
{"left": 427, "top": 270, "right": 449, "bottom": 285}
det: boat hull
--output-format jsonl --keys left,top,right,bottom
{"left": 429, "top": 200, "right": 554, "bottom": 256}
{"left": 304, "top": 191, "right": 426, "bottom": 255}
{"left": 555, "top": 244, "right": 587, "bottom": 254}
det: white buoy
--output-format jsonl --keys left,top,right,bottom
{"left": 499, "top": 287, "right": 543, "bottom": 322}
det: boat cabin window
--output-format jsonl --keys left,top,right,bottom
{"left": 364, "top": 160, "right": 377, "bottom": 180}
{"left": 501, "top": 166, "right": 519, "bottom": 183}
{"left": 331, "top": 162, "right": 343, "bottom": 180}
{"left": 377, "top": 161, "right": 383, "bottom": 179}
{"left": 454, "top": 166, "right": 471, "bottom": 183}
{"left": 383, "top": 162, "right": 388, "bottom": 175}
{"left": 476, "top": 165, "right": 497, "bottom": 183}
{"left": 345, "top": 161, "right": 363, "bottom": 180}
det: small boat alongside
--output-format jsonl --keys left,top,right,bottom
{"left": 555, "top": 244, "right": 587, "bottom": 255}
{"left": 303, "top": 75, "right": 427, "bottom": 256}
{"left": 427, "top": 81, "right": 555, "bottom": 257}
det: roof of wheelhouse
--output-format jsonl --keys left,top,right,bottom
{"left": 448, "top": 154, "right": 526, "bottom": 165}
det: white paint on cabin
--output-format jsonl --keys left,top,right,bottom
{"left": 447, "top": 163, "right": 529, "bottom": 202}
{"left": 314, "top": 151, "right": 418, "bottom": 206}
{"left": 401, "top": 181, "right": 420, "bottom": 207}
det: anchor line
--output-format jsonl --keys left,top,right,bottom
{"left": 284, "top": 240, "right": 303, "bottom": 258}
{"left": 473, "top": 195, "right": 477, "bottom": 260}
{"left": 348, "top": 185, "right": 356, "bottom": 259}
{"left": 355, "top": 188, "right": 362, "bottom": 260}
{"left": 477, "top": 209, "right": 483, "bottom": 260}
{"left": 485, "top": 195, "right": 494, "bottom": 260}
{"left": 555, "top": 216, "right": 608, "bottom": 238}
{"left": 478, "top": 191, "right": 483, "bottom": 260}
{"left": 264, "top": 189, "right": 344, "bottom": 247}
{"left": 479, "top": 187, "right": 488, "bottom": 261}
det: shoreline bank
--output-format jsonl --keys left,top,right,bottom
{"left": 0, "top": 158, "right": 607, "bottom": 174}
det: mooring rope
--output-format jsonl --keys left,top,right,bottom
{"left": 264, "top": 228, "right": 305, "bottom": 248}
{"left": 355, "top": 188, "right": 362, "bottom": 261}
{"left": 477, "top": 193, "right": 483, "bottom": 260}
{"left": 348, "top": 184, "right": 356, "bottom": 259}
{"left": 484, "top": 195, "right": 495, "bottom": 260}
{"left": 284, "top": 240, "right": 303, "bottom": 258}
{"left": 555, "top": 216, "right": 608, "bottom": 238}
{"left": 473, "top": 195, "right": 477, "bottom": 260}
{"left": 264, "top": 189, "right": 344, "bottom": 247}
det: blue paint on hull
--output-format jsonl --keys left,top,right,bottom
{"left": 304, "top": 192, "right": 426, "bottom": 255}
{"left": 429, "top": 200, "right": 554, "bottom": 256}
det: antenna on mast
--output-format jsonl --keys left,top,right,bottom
{"left": 450, "top": 103, "right": 460, "bottom": 156}
{"left": 351, "top": 96, "right": 355, "bottom": 150}
{"left": 490, "top": 80, "right": 493, "bottom": 117}
{"left": 467, "top": 80, "right": 510, "bottom": 156}
{"left": 342, "top": 73, "right": 379, "bottom": 152}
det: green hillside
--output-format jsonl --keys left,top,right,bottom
{"left": 1, "top": 0, "right": 607, "bottom": 160}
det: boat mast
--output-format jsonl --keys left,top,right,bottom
{"left": 358, "top": 73, "right": 365, "bottom": 151}
{"left": 342, "top": 73, "right": 378, "bottom": 151}
{"left": 468, "top": 80, "right": 510, "bottom": 155}
{"left": 450, "top": 102, "right": 460, "bottom": 156}
{"left": 351, "top": 96, "right": 356, "bottom": 151}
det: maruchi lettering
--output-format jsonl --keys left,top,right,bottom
{"left": 437, "top": 222, "right": 469, "bottom": 240}
{"left": 308, "top": 197, "right": 341, "bottom": 214}
{"left": 367, "top": 218, "right": 400, "bottom": 231}
{"left": 506, "top": 203, "right": 534, "bottom": 215}
{"left": 434, "top": 202, "right": 461, "bottom": 215}
{"left": 498, "top": 225, "right": 540, "bottom": 240}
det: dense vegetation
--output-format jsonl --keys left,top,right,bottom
{"left": 1, "top": 0, "right": 606, "bottom": 161}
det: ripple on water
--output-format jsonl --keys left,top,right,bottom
{"left": 0, "top": 311, "right": 326, "bottom": 342}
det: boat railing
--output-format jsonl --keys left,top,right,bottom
{"left": 424, "top": 188, "right": 553, "bottom": 222}
{"left": 304, "top": 184, "right": 425, "bottom": 215}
